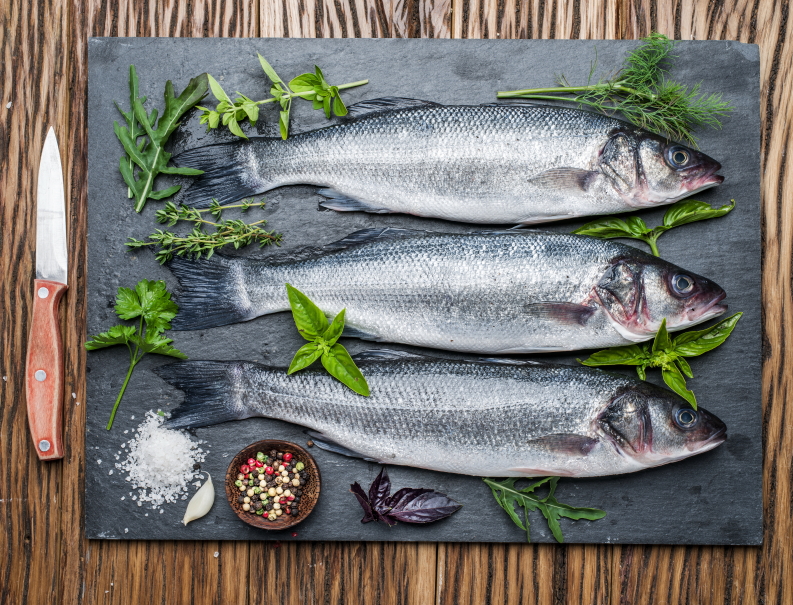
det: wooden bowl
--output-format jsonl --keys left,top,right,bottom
{"left": 225, "top": 439, "right": 321, "bottom": 530}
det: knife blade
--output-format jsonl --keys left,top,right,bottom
{"left": 26, "top": 127, "right": 68, "bottom": 461}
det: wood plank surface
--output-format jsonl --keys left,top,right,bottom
{"left": 0, "top": 0, "right": 790, "bottom": 603}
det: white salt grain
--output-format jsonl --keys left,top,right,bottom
{"left": 213, "top": 552, "right": 219, "bottom": 558}
{"left": 116, "top": 411, "right": 207, "bottom": 511}
{"left": 124, "top": 528, "right": 128, "bottom": 533}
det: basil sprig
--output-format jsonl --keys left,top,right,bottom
{"left": 285, "top": 284, "right": 370, "bottom": 396}
{"left": 484, "top": 477, "right": 606, "bottom": 543}
{"left": 574, "top": 199, "right": 735, "bottom": 256}
{"left": 580, "top": 312, "right": 742, "bottom": 409}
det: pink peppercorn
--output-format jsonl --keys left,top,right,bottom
{"left": 265, "top": 466, "right": 274, "bottom": 475}
{"left": 240, "top": 464, "right": 250, "bottom": 474}
{"left": 254, "top": 460, "right": 264, "bottom": 468}
{"left": 247, "top": 458, "right": 256, "bottom": 467}
{"left": 283, "top": 453, "right": 293, "bottom": 462}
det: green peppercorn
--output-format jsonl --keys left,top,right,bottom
{"left": 253, "top": 487, "right": 261, "bottom": 494}
{"left": 295, "top": 462, "right": 305, "bottom": 471}
{"left": 248, "top": 480, "right": 254, "bottom": 486}
{"left": 256, "top": 451, "right": 265, "bottom": 461}
{"left": 234, "top": 480, "right": 243, "bottom": 487}
{"left": 256, "top": 508, "right": 264, "bottom": 515}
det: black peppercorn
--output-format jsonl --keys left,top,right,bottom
{"left": 193, "top": 463, "right": 201, "bottom": 470}
{"left": 277, "top": 452, "right": 283, "bottom": 460}
{"left": 291, "top": 509, "right": 299, "bottom": 516}
{"left": 238, "top": 496, "right": 244, "bottom": 504}
{"left": 266, "top": 503, "right": 273, "bottom": 511}
{"left": 254, "top": 502, "right": 263, "bottom": 511}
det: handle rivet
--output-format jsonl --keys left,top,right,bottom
{"left": 37, "top": 287, "right": 49, "bottom": 299}
{"left": 39, "top": 440, "right": 51, "bottom": 452}
{"left": 35, "top": 370, "right": 46, "bottom": 381}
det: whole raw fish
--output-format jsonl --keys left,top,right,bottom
{"left": 168, "top": 228, "right": 727, "bottom": 354}
{"left": 175, "top": 98, "right": 723, "bottom": 225}
{"left": 156, "top": 351, "right": 727, "bottom": 477}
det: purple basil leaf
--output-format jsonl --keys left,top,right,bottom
{"left": 350, "top": 482, "right": 375, "bottom": 523}
{"left": 386, "top": 487, "right": 434, "bottom": 509}
{"left": 386, "top": 488, "right": 462, "bottom": 524}
{"left": 368, "top": 467, "right": 392, "bottom": 508}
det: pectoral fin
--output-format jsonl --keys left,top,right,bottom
{"left": 523, "top": 302, "right": 597, "bottom": 326}
{"left": 306, "top": 431, "right": 381, "bottom": 462}
{"left": 318, "top": 189, "right": 392, "bottom": 214}
{"left": 526, "top": 434, "right": 599, "bottom": 456}
{"left": 527, "top": 168, "right": 599, "bottom": 194}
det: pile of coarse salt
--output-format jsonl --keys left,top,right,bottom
{"left": 115, "top": 411, "right": 207, "bottom": 510}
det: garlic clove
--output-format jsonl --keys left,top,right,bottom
{"left": 183, "top": 474, "right": 215, "bottom": 525}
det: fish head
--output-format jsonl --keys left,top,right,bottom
{"left": 599, "top": 129, "right": 723, "bottom": 208}
{"left": 598, "top": 383, "right": 727, "bottom": 468}
{"left": 594, "top": 256, "right": 727, "bottom": 340}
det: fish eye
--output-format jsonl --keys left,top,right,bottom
{"left": 674, "top": 408, "right": 699, "bottom": 429}
{"left": 667, "top": 146, "right": 690, "bottom": 168}
{"left": 671, "top": 273, "right": 695, "bottom": 296}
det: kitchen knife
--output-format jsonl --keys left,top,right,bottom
{"left": 26, "top": 127, "right": 68, "bottom": 461}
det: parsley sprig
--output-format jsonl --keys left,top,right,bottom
{"left": 497, "top": 33, "right": 732, "bottom": 146}
{"left": 580, "top": 313, "right": 742, "bottom": 409}
{"left": 484, "top": 477, "right": 606, "bottom": 543}
{"left": 198, "top": 54, "right": 368, "bottom": 140}
{"left": 126, "top": 199, "right": 282, "bottom": 264}
{"left": 85, "top": 280, "right": 187, "bottom": 429}
{"left": 573, "top": 199, "right": 735, "bottom": 256}
{"left": 285, "top": 284, "right": 370, "bottom": 396}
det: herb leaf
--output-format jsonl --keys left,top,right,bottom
{"left": 322, "top": 344, "right": 371, "bottom": 397}
{"left": 285, "top": 285, "right": 369, "bottom": 396}
{"left": 580, "top": 312, "right": 743, "bottom": 410}
{"left": 484, "top": 477, "right": 605, "bottom": 543}
{"left": 114, "top": 67, "right": 208, "bottom": 212}
{"left": 85, "top": 280, "right": 186, "bottom": 429}
{"left": 497, "top": 32, "right": 732, "bottom": 146}
{"left": 351, "top": 467, "right": 461, "bottom": 526}
{"left": 573, "top": 199, "right": 735, "bottom": 257}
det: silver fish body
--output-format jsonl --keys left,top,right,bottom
{"left": 156, "top": 352, "right": 727, "bottom": 477}
{"left": 168, "top": 229, "right": 727, "bottom": 354}
{"left": 176, "top": 99, "right": 723, "bottom": 225}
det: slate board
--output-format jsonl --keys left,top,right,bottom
{"left": 86, "top": 37, "right": 762, "bottom": 544}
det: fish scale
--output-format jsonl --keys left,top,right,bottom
{"left": 176, "top": 100, "right": 723, "bottom": 225}
{"left": 157, "top": 354, "right": 727, "bottom": 478}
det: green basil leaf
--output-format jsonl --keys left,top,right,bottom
{"left": 333, "top": 93, "right": 347, "bottom": 116}
{"left": 573, "top": 217, "right": 650, "bottom": 239}
{"left": 312, "top": 97, "right": 324, "bottom": 110}
{"left": 315, "top": 65, "right": 328, "bottom": 88}
{"left": 671, "top": 312, "right": 742, "bottom": 357}
{"left": 324, "top": 309, "right": 346, "bottom": 345}
{"left": 636, "top": 365, "right": 647, "bottom": 380}
{"left": 258, "top": 54, "right": 284, "bottom": 84}
{"left": 208, "top": 111, "right": 220, "bottom": 129}
{"left": 579, "top": 344, "right": 649, "bottom": 367}
{"left": 285, "top": 283, "right": 329, "bottom": 339}
{"left": 279, "top": 110, "right": 290, "bottom": 140}
{"left": 287, "top": 342, "right": 323, "bottom": 374}
{"left": 207, "top": 74, "right": 231, "bottom": 104}
{"left": 676, "top": 357, "right": 693, "bottom": 378}
{"left": 227, "top": 117, "right": 247, "bottom": 139}
{"left": 661, "top": 363, "right": 697, "bottom": 409}
{"left": 289, "top": 73, "right": 318, "bottom": 92}
{"left": 662, "top": 199, "right": 736, "bottom": 229}
{"left": 323, "top": 95, "right": 331, "bottom": 119}
{"left": 321, "top": 344, "right": 370, "bottom": 396}
{"left": 651, "top": 318, "right": 672, "bottom": 354}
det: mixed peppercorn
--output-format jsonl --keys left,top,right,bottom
{"left": 234, "top": 449, "right": 308, "bottom": 522}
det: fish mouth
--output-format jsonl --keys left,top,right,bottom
{"left": 696, "top": 426, "right": 727, "bottom": 453}
{"left": 687, "top": 291, "right": 728, "bottom": 323}
{"left": 686, "top": 163, "right": 724, "bottom": 193}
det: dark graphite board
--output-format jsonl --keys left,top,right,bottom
{"left": 86, "top": 38, "right": 761, "bottom": 544}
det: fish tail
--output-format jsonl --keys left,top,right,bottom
{"left": 168, "top": 254, "right": 255, "bottom": 330}
{"left": 174, "top": 141, "right": 264, "bottom": 206}
{"left": 155, "top": 361, "right": 251, "bottom": 429}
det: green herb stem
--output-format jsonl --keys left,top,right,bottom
{"left": 254, "top": 79, "right": 369, "bottom": 106}
{"left": 107, "top": 339, "right": 141, "bottom": 430}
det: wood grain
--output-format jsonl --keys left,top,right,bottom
{"left": 1, "top": 0, "right": 791, "bottom": 603}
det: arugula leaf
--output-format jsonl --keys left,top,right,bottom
{"left": 483, "top": 477, "right": 605, "bottom": 542}
{"left": 573, "top": 199, "right": 735, "bottom": 257}
{"left": 284, "top": 285, "right": 369, "bottom": 396}
{"left": 580, "top": 312, "right": 743, "bottom": 410}
{"left": 114, "top": 68, "right": 208, "bottom": 212}
{"left": 85, "top": 280, "right": 186, "bottom": 429}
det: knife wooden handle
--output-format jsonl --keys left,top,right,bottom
{"left": 26, "top": 279, "right": 67, "bottom": 461}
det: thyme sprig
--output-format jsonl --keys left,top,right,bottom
{"left": 497, "top": 33, "right": 732, "bottom": 146}
{"left": 127, "top": 199, "right": 282, "bottom": 263}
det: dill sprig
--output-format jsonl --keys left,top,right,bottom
{"left": 127, "top": 199, "right": 282, "bottom": 264}
{"left": 497, "top": 33, "right": 732, "bottom": 146}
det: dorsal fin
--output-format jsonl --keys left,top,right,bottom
{"left": 323, "top": 228, "right": 427, "bottom": 252}
{"left": 471, "top": 357, "right": 547, "bottom": 366}
{"left": 345, "top": 97, "right": 441, "bottom": 119}
{"left": 352, "top": 349, "right": 432, "bottom": 363}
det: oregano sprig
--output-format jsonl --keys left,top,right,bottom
{"left": 198, "top": 54, "right": 368, "bottom": 140}
{"left": 579, "top": 313, "right": 743, "bottom": 409}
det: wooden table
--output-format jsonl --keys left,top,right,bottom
{"left": 1, "top": 1, "right": 790, "bottom": 603}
